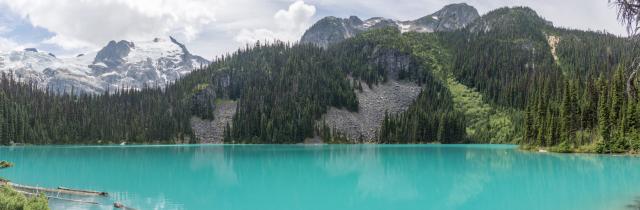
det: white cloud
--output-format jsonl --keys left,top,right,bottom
{"left": 0, "top": 0, "right": 217, "bottom": 50}
{"left": 234, "top": 1, "right": 316, "bottom": 44}
{"left": 275, "top": 1, "right": 317, "bottom": 34}
{"left": 0, "top": 0, "right": 628, "bottom": 58}
{"left": 0, "top": 25, "right": 9, "bottom": 34}
{"left": 42, "top": 35, "right": 94, "bottom": 51}
{"left": 0, "top": 37, "right": 19, "bottom": 51}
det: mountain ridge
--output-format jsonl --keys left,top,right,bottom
{"left": 300, "top": 3, "right": 480, "bottom": 48}
{"left": 0, "top": 36, "right": 209, "bottom": 94}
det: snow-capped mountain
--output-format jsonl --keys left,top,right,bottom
{"left": 301, "top": 3, "right": 480, "bottom": 48}
{"left": 0, "top": 37, "right": 209, "bottom": 94}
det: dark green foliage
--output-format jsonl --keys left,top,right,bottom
{"left": 0, "top": 75, "right": 195, "bottom": 145}
{"left": 379, "top": 85, "right": 466, "bottom": 143}
{"left": 522, "top": 31, "right": 640, "bottom": 152}
{"left": 442, "top": 7, "right": 559, "bottom": 108}
{"left": 221, "top": 42, "right": 359, "bottom": 143}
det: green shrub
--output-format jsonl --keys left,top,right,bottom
{"left": 0, "top": 185, "right": 49, "bottom": 210}
{"left": 551, "top": 142, "right": 572, "bottom": 153}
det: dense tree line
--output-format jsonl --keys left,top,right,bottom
{"left": 435, "top": 7, "right": 640, "bottom": 152}
{"left": 523, "top": 66, "right": 640, "bottom": 153}
{"left": 441, "top": 7, "right": 560, "bottom": 109}
{"left": 0, "top": 75, "right": 196, "bottom": 145}
{"left": 218, "top": 42, "right": 359, "bottom": 143}
{"left": 379, "top": 83, "right": 466, "bottom": 143}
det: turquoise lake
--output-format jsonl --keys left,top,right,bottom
{"left": 1, "top": 144, "right": 640, "bottom": 210}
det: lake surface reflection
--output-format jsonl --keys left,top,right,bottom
{"left": 1, "top": 144, "right": 639, "bottom": 210}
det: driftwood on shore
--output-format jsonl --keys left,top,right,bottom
{"left": 1, "top": 181, "right": 135, "bottom": 209}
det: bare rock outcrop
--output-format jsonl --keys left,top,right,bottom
{"left": 191, "top": 100, "right": 237, "bottom": 144}
{"left": 319, "top": 80, "right": 421, "bottom": 142}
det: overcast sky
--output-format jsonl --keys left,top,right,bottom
{"left": 0, "top": 0, "right": 628, "bottom": 59}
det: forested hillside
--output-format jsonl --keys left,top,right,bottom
{"left": 442, "top": 7, "right": 640, "bottom": 152}
{"left": 0, "top": 6, "right": 638, "bottom": 153}
{"left": 0, "top": 40, "right": 466, "bottom": 145}
{"left": 0, "top": 74, "right": 195, "bottom": 144}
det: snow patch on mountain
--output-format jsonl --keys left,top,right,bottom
{"left": 0, "top": 37, "right": 209, "bottom": 94}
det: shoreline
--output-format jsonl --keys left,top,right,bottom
{"left": 3, "top": 142, "right": 640, "bottom": 156}
{"left": 519, "top": 144, "right": 640, "bottom": 157}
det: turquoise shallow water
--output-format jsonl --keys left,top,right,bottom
{"left": 1, "top": 144, "right": 640, "bottom": 210}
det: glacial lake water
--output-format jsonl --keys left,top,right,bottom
{"left": 1, "top": 144, "right": 640, "bottom": 210}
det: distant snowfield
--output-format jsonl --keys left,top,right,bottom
{"left": 0, "top": 37, "right": 208, "bottom": 94}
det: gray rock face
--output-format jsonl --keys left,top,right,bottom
{"left": 371, "top": 46, "right": 414, "bottom": 80}
{"left": 317, "top": 46, "right": 420, "bottom": 142}
{"left": 169, "top": 36, "right": 209, "bottom": 67}
{"left": 319, "top": 80, "right": 421, "bottom": 142}
{"left": 299, "top": 17, "right": 361, "bottom": 49}
{"left": 301, "top": 3, "right": 479, "bottom": 48}
{"left": 190, "top": 100, "right": 237, "bottom": 144}
{"left": 417, "top": 3, "right": 481, "bottom": 32}
{"left": 93, "top": 40, "right": 134, "bottom": 68}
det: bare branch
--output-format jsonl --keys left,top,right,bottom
{"left": 610, "top": 0, "right": 640, "bottom": 35}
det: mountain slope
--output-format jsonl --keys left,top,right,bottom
{"left": 300, "top": 3, "right": 479, "bottom": 48}
{"left": 1, "top": 5, "right": 638, "bottom": 152}
{"left": 0, "top": 37, "right": 209, "bottom": 94}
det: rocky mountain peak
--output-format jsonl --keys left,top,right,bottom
{"left": 300, "top": 3, "right": 480, "bottom": 48}
{"left": 348, "top": 16, "right": 363, "bottom": 25}
{"left": 425, "top": 3, "right": 479, "bottom": 31}
{"left": 24, "top": 48, "right": 38, "bottom": 53}
{"left": 93, "top": 40, "right": 134, "bottom": 68}
{"left": 467, "top": 6, "right": 552, "bottom": 34}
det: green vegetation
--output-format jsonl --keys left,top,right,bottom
{"left": 0, "top": 186, "right": 49, "bottom": 210}
{"left": 342, "top": 27, "right": 519, "bottom": 144}
{"left": 447, "top": 78, "right": 519, "bottom": 144}
{"left": 441, "top": 7, "right": 640, "bottom": 152}
{"left": 0, "top": 161, "right": 49, "bottom": 210}
{"left": 221, "top": 43, "right": 359, "bottom": 143}
{"left": 332, "top": 28, "right": 467, "bottom": 143}
{"left": 0, "top": 77, "right": 196, "bottom": 144}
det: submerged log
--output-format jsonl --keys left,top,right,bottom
{"left": 58, "top": 186, "right": 109, "bottom": 196}
{"left": 7, "top": 182, "right": 107, "bottom": 197}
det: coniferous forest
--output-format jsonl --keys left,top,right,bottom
{"left": 0, "top": 6, "right": 639, "bottom": 153}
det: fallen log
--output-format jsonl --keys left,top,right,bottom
{"left": 57, "top": 186, "right": 108, "bottom": 196}
{"left": 8, "top": 182, "right": 107, "bottom": 197}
